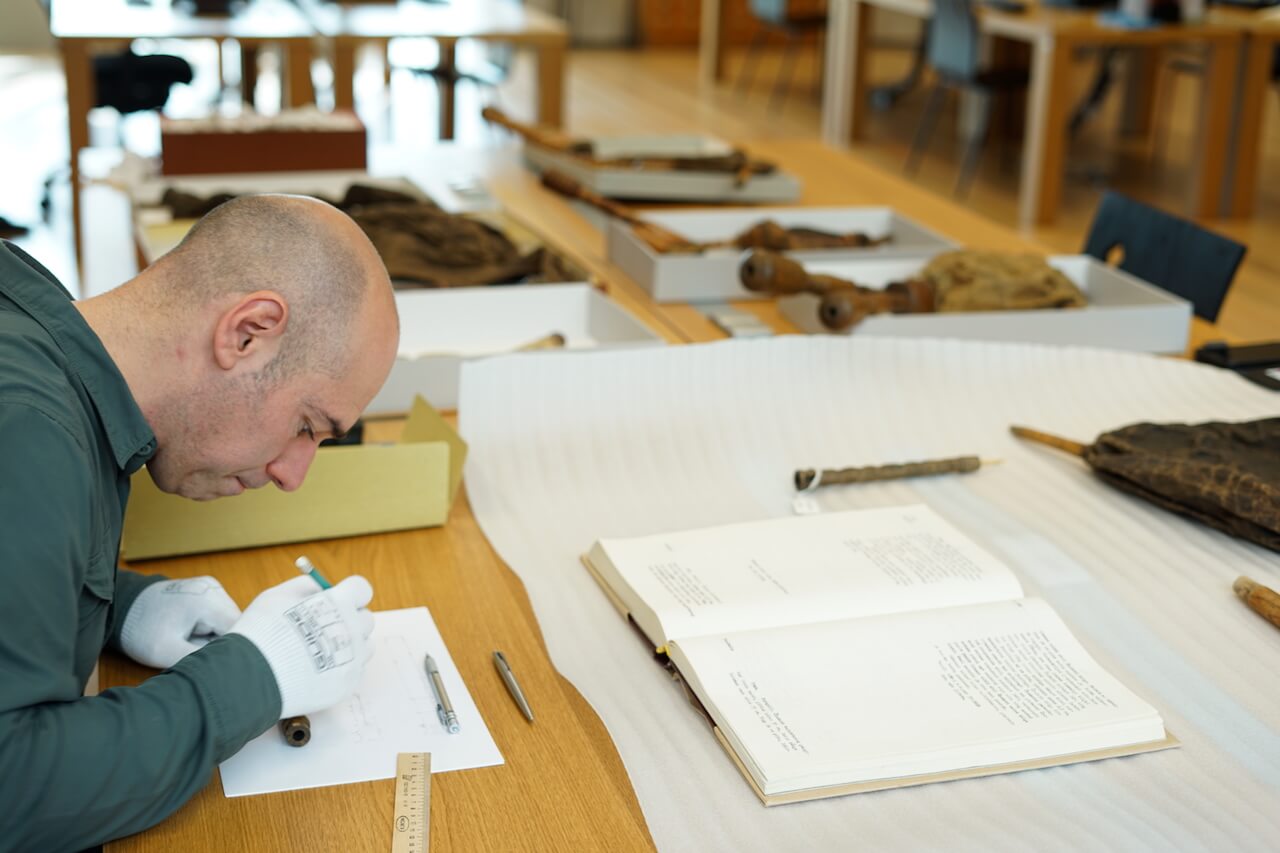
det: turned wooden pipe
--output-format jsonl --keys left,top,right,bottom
{"left": 481, "top": 106, "right": 590, "bottom": 154}
{"left": 280, "top": 715, "right": 311, "bottom": 747}
{"left": 795, "top": 456, "right": 984, "bottom": 490}
{"left": 1233, "top": 576, "right": 1280, "bottom": 631}
{"left": 739, "top": 249, "right": 854, "bottom": 295}
{"left": 740, "top": 250, "right": 932, "bottom": 330}
{"left": 724, "top": 223, "right": 887, "bottom": 254}
{"left": 540, "top": 170, "right": 700, "bottom": 253}
{"left": 819, "top": 280, "right": 934, "bottom": 331}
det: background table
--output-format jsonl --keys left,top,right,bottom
{"left": 818, "top": 0, "right": 1243, "bottom": 228}
{"left": 50, "top": 0, "right": 317, "bottom": 269}
{"left": 303, "top": 0, "right": 569, "bottom": 137}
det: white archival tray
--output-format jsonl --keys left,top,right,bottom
{"left": 778, "top": 254, "right": 1191, "bottom": 354}
{"left": 524, "top": 135, "right": 802, "bottom": 203}
{"left": 131, "top": 171, "right": 430, "bottom": 263}
{"left": 607, "top": 207, "right": 956, "bottom": 303}
{"left": 366, "top": 283, "right": 665, "bottom": 414}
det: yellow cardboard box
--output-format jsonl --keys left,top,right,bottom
{"left": 121, "top": 396, "right": 465, "bottom": 560}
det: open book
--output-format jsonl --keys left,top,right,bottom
{"left": 583, "top": 505, "right": 1175, "bottom": 805}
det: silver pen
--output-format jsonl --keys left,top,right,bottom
{"left": 424, "top": 654, "right": 460, "bottom": 734}
{"left": 493, "top": 651, "right": 534, "bottom": 723}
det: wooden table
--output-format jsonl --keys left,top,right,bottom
{"left": 303, "top": 0, "right": 569, "bottom": 138}
{"left": 99, "top": 138, "right": 1232, "bottom": 851}
{"left": 103, "top": 436, "right": 659, "bottom": 852}
{"left": 50, "top": 0, "right": 317, "bottom": 271}
{"left": 815, "top": 0, "right": 1243, "bottom": 228}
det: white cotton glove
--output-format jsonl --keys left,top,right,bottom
{"left": 119, "top": 576, "right": 242, "bottom": 669}
{"left": 228, "top": 574, "right": 375, "bottom": 718}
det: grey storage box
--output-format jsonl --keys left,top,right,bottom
{"left": 607, "top": 207, "right": 956, "bottom": 303}
{"left": 778, "top": 255, "right": 1191, "bottom": 354}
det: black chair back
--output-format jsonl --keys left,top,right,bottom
{"left": 1082, "top": 191, "right": 1246, "bottom": 322}
{"left": 927, "top": 0, "right": 980, "bottom": 80}
{"left": 92, "top": 48, "right": 194, "bottom": 114}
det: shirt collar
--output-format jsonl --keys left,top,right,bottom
{"left": 0, "top": 242, "right": 156, "bottom": 473}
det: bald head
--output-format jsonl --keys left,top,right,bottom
{"left": 151, "top": 194, "right": 395, "bottom": 381}
{"left": 82, "top": 194, "right": 402, "bottom": 499}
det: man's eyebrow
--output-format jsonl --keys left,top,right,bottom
{"left": 325, "top": 415, "right": 349, "bottom": 441}
{"left": 307, "top": 404, "right": 348, "bottom": 440}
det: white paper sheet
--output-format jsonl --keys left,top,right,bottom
{"left": 219, "top": 607, "right": 503, "bottom": 797}
{"left": 458, "top": 337, "right": 1280, "bottom": 852}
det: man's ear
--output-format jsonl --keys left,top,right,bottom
{"left": 212, "top": 292, "right": 289, "bottom": 372}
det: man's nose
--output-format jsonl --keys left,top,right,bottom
{"left": 266, "top": 437, "right": 319, "bottom": 492}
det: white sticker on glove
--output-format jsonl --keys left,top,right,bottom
{"left": 285, "top": 597, "right": 355, "bottom": 672}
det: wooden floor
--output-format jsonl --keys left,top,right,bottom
{"left": 2, "top": 39, "right": 1277, "bottom": 341}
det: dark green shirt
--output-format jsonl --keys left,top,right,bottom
{"left": 0, "top": 242, "right": 281, "bottom": 852}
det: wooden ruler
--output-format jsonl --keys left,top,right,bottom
{"left": 392, "top": 752, "right": 431, "bottom": 853}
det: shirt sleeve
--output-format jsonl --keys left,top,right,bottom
{"left": 108, "top": 567, "right": 171, "bottom": 651}
{"left": 0, "top": 403, "right": 282, "bottom": 851}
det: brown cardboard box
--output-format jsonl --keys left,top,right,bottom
{"left": 160, "top": 111, "right": 367, "bottom": 175}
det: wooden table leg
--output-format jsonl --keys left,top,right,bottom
{"left": 284, "top": 37, "right": 314, "bottom": 108}
{"left": 1120, "top": 47, "right": 1161, "bottom": 140}
{"left": 1019, "top": 34, "right": 1073, "bottom": 229}
{"left": 333, "top": 36, "right": 357, "bottom": 112}
{"left": 989, "top": 36, "right": 1029, "bottom": 142}
{"left": 535, "top": 38, "right": 565, "bottom": 128}
{"left": 1224, "top": 33, "right": 1275, "bottom": 218}
{"left": 698, "top": 0, "right": 728, "bottom": 86}
{"left": 821, "top": 0, "right": 872, "bottom": 146}
{"left": 1188, "top": 34, "right": 1240, "bottom": 219}
{"left": 61, "top": 39, "right": 92, "bottom": 281}
{"left": 241, "top": 43, "right": 259, "bottom": 107}
{"left": 437, "top": 38, "right": 457, "bottom": 140}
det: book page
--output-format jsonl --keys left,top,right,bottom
{"left": 590, "top": 505, "right": 1024, "bottom": 646}
{"left": 668, "top": 598, "right": 1165, "bottom": 796}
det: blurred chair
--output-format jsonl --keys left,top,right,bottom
{"left": 869, "top": 27, "right": 929, "bottom": 112}
{"left": 40, "top": 45, "right": 193, "bottom": 217}
{"left": 1068, "top": 47, "right": 1123, "bottom": 138}
{"left": 904, "top": 0, "right": 1028, "bottom": 197}
{"left": 1082, "top": 191, "right": 1246, "bottom": 322}
{"left": 735, "top": 0, "right": 828, "bottom": 110}
{"left": 91, "top": 47, "right": 194, "bottom": 116}
{"left": 34, "top": 2, "right": 192, "bottom": 118}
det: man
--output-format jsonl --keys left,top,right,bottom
{"left": 0, "top": 195, "right": 400, "bottom": 851}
